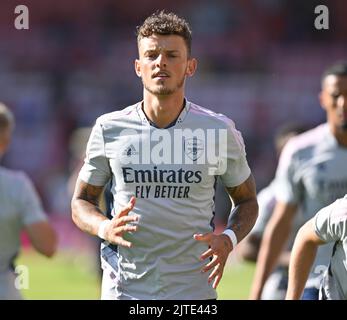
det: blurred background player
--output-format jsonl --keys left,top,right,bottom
{"left": 250, "top": 61, "right": 347, "bottom": 300}
{"left": 237, "top": 123, "right": 306, "bottom": 299}
{"left": 286, "top": 195, "right": 347, "bottom": 300}
{"left": 71, "top": 11, "right": 258, "bottom": 300}
{"left": 0, "top": 102, "right": 57, "bottom": 300}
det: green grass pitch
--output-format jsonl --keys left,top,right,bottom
{"left": 18, "top": 250, "right": 255, "bottom": 300}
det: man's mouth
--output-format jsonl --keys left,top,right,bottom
{"left": 152, "top": 72, "right": 170, "bottom": 79}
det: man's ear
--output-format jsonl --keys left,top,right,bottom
{"left": 186, "top": 58, "right": 197, "bottom": 77}
{"left": 134, "top": 59, "right": 141, "bottom": 77}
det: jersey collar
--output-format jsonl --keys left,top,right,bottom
{"left": 136, "top": 99, "right": 191, "bottom": 129}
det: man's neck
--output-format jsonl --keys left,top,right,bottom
{"left": 142, "top": 91, "right": 185, "bottom": 128}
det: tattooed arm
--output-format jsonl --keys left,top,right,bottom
{"left": 71, "top": 179, "right": 105, "bottom": 235}
{"left": 71, "top": 179, "right": 138, "bottom": 247}
{"left": 225, "top": 173, "right": 259, "bottom": 244}
{"left": 194, "top": 174, "right": 258, "bottom": 288}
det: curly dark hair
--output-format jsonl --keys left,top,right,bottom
{"left": 136, "top": 11, "right": 192, "bottom": 56}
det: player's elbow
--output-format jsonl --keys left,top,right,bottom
{"left": 26, "top": 221, "right": 58, "bottom": 258}
{"left": 40, "top": 242, "right": 57, "bottom": 258}
{"left": 71, "top": 197, "right": 81, "bottom": 226}
{"left": 295, "top": 219, "right": 322, "bottom": 248}
{"left": 37, "top": 230, "right": 58, "bottom": 258}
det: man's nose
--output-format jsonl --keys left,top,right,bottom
{"left": 155, "top": 54, "right": 167, "bottom": 68}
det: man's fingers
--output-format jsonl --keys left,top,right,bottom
{"left": 201, "top": 255, "right": 218, "bottom": 273}
{"left": 115, "top": 196, "right": 136, "bottom": 218}
{"left": 194, "top": 232, "right": 213, "bottom": 243}
{"left": 116, "top": 225, "right": 138, "bottom": 234}
{"left": 117, "top": 215, "right": 139, "bottom": 225}
{"left": 208, "top": 264, "right": 220, "bottom": 283}
{"left": 207, "top": 263, "right": 224, "bottom": 289}
{"left": 212, "top": 273, "right": 222, "bottom": 289}
{"left": 129, "top": 196, "right": 136, "bottom": 205}
{"left": 200, "top": 248, "right": 213, "bottom": 261}
{"left": 108, "top": 234, "right": 133, "bottom": 248}
{"left": 116, "top": 238, "right": 133, "bottom": 248}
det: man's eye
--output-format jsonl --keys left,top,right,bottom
{"left": 331, "top": 93, "right": 340, "bottom": 99}
{"left": 146, "top": 53, "right": 157, "bottom": 59}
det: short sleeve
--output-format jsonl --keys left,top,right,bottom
{"left": 314, "top": 198, "right": 347, "bottom": 243}
{"left": 219, "top": 119, "right": 251, "bottom": 187}
{"left": 274, "top": 140, "right": 301, "bottom": 205}
{"left": 18, "top": 173, "right": 47, "bottom": 226}
{"left": 78, "top": 118, "right": 111, "bottom": 186}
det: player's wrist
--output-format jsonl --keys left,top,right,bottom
{"left": 98, "top": 219, "right": 112, "bottom": 240}
{"left": 222, "top": 228, "right": 238, "bottom": 250}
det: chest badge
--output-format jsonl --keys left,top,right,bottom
{"left": 184, "top": 138, "right": 204, "bottom": 161}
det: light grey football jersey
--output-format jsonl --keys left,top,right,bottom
{"left": 252, "top": 179, "right": 304, "bottom": 246}
{"left": 0, "top": 167, "right": 47, "bottom": 299}
{"left": 275, "top": 123, "right": 347, "bottom": 288}
{"left": 79, "top": 100, "right": 251, "bottom": 300}
{"left": 315, "top": 195, "right": 347, "bottom": 300}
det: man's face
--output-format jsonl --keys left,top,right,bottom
{"left": 320, "top": 75, "right": 347, "bottom": 131}
{"left": 135, "top": 34, "right": 196, "bottom": 96}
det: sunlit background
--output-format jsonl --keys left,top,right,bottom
{"left": 0, "top": 0, "right": 346, "bottom": 299}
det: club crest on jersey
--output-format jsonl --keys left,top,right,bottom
{"left": 184, "top": 138, "right": 204, "bottom": 161}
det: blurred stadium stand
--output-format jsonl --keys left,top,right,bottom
{"left": 0, "top": 0, "right": 346, "bottom": 243}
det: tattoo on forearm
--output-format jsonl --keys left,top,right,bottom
{"left": 230, "top": 222, "right": 241, "bottom": 232}
{"left": 79, "top": 184, "right": 103, "bottom": 206}
{"left": 72, "top": 181, "right": 105, "bottom": 235}
{"left": 225, "top": 174, "right": 259, "bottom": 243}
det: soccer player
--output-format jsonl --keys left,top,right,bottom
{"left": 250, "top": 61, "right": 347, "bottom": 300}
{"left": 0, "top": 103, "right": 57, "bottom": 299}
{"left": 286, "top": 195, "right": 347, "bottom": 300}
{"left": 238, "top": 123, "right": 306, "bottom": 299}
{"left": 71, "top": 11, "right": 258, "bottom": 300}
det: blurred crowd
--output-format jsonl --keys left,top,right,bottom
{"left": 0, "top": 0, "right": 346, "bottom": 221}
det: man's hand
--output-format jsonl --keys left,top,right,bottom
{"left": 194, "top": 232, "right": 233, "bottom": 289}
{"left": 104, "top": 196, "right": 139, "bottom": 247}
